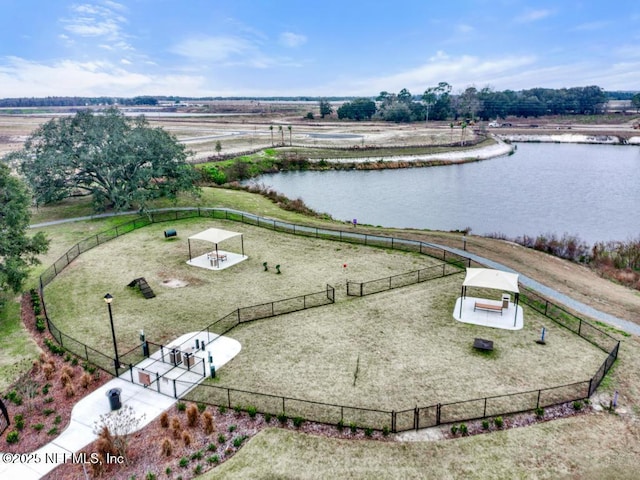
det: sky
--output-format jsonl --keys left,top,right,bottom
{"left": 1, "top": 0, "right": 639, "bottom": 98}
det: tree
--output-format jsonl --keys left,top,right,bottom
{"left": 215, "top": 141, "right": 222, "bottom": 156}
{"left": 269, "top": 125, "right": 274, "bottom": 146}
{"left": 632, "top": 93, "right": 640, "bottom": 113}
{"left": 0, "top": 162, "right": 49, "bottom": 293}
{"left": 423, "top": 82, "right": 452, "bottom": 123}
{"left": 13, "top": 108, "right": 199, "bottom": 213}
{"left": 287, "top": 125, "right": 292, "bottom": 146}
{"left": 337, "top": 98, "right": 377, "bottom": 120}
{"left": 278, "top": 125, "right": 284, "bottom": 145}
{"left": 319, "top": 99, "right": 333, "bottom": 118}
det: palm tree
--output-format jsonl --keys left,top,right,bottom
{"left": 460, "top": 121, "right": 467, "bottom": 146}
{"left": 278, "top": 125, "right": 284, "bottom": 145}
{"left": 287, "top": 125, "right": 292, "bottom": 146}
{"left": 269, "top": 125, "right": 274, "bottom": 146}
{"left": 449, "top": 122, "right": 454, "bottom": 143}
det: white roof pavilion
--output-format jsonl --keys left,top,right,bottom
{"left": 187, "top": 228, "right": 245, "bottom": 260}
{"left": 459, "top": 268, "right": 521, "bottom": 326}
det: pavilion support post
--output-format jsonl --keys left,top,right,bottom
{"left": 514, "top": 293, "right": 520, "bottom": 326}
{"left": 459, "top": 285, "right": 465, "bottom": 318}
{"left": 188, "top": 239, "right": 192, "bottom": 261}
{"left": 241, "top": 235, "right": 245, "bottom": 256}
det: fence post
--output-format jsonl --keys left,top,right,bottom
{"left": 84, "top": 344, "right": 89, "bottom": 361}
{"left": 414, "top": 406, "right": 419, "bottom": 430}
{"left": 282, "top": 397, "right": 286, "bottom": 415}
{"left": 436, "top": 403, "right": 441, "bottom": 425}
{"left": 536, "top": 389, "right": 542, "bottom": 408}
{"left": 392, "top": 410, "right": 396, "bottom": 433}
{"left": 360, "top": 283, "right": 363, "bottom": 297}
{"left": 578, "top": 319, "right": 582, "bottom": 336}
{"left": 544, "top": 301, "right": 548, "bottom": 316}
{"left": 129, "top": 366, "right": 134, "bottom": 383}
{"left": 483, "top": 397, "right": 487, "bottom": 418}
{"left": 173, "top": 379, "right": 177, "bottom": 398}
{"left": 588, "top": 378, "right": 594, "bottom": 397}
{"left": 156, "top": 372, "right": 160, "bottom": 393}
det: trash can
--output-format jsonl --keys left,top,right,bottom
{"left": 502, "top": 293, "right": 511, "bottom": 309}
{"left": 107, "top": 388, "right": 122, "bottom": 411}
{"left": 164, "top": 229, "right": 177, "bottom": 238}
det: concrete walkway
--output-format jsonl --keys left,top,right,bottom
{"left": 0, "top": 332, "right": 241, "bottom": 480}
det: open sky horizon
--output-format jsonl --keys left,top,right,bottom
{"left": 1, "top": 0, "right": 638, "bottom": 98}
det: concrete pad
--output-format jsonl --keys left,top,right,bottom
{"left": 453, "top": 296, "right": 523, "bottom": 330}
{"left": 186, "top": 250, "right": 247, "bottom": 271}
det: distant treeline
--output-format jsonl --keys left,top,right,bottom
{"left": 0, "top": 96, "right": 159, "bottom": 108}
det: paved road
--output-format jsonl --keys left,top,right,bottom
{"left": 30, "top": 208, "right": 638, "bottom": 336}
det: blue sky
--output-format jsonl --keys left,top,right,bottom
{"left": 1, "top": 0, "right": 638, "bottom": 97}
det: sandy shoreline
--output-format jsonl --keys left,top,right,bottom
{"left": 313, "top": 137, "right": 515, "bottom": 164}
{"left": 498, "top": 133, "right": 640, "bottom": 145}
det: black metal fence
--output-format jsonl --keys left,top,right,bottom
{"left": 36, "top": 207, "right": 621, "bottom": 432}
{"left": 347, "top": 262, "right": 466, "bottom": 296}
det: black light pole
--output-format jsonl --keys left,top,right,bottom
{"left": 104, "top": 293, "right": 121, "bottom": 371}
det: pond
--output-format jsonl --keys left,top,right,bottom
{"left": 252, "top": 143, "right": 640, "bottom": 244}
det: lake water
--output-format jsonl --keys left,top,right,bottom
{"left": 252, "top": 143, "right": 640, "bottom": 244}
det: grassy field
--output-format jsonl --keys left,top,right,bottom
{"left": 41, "top": 214, "right": 605, "bottom": 422}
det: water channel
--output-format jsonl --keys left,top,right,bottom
{"left": 252, "top": 143, "right": 640, "bottom": 244}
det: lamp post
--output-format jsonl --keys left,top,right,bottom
{"left": 104, "top": 293, "right": 120, "bottom": 371}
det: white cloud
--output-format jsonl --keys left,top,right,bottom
{"left": 61, "top": 2, "right": 127, "bottom": 39}
{"left": 0, "top": 56, "right": 208, "bottom": 97}
{"left": 279, "top": 32, "right": 307, "bottom": 48}
{"left": 570, "top": 21, "right": 610, "bottom": 32}
{"left": 515, "top": 9, "right": 553, "bottom": 23}
{"left": 170, "top": 35, "right": 254, "bottom": 62}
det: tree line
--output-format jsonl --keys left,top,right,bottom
{"left": 0, "top": 96, "right": 158, "bottom": 108}
{"left": 335, "top": 84, "right": 611, "bottom": 122}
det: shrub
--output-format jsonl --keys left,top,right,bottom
{"left": 246, "top": 405, "right": 257, "bottom": 419}
{"left": 145, "top": 472, "right": 157, "bottom": 480}
{"left": 277, "top": 412, "right": 287, "bottom": 424}
{"left": 176, "top": 402, "right": 186, "bottom": 412}
{"left": 208, "top": 455, "right": 219, "bottom": 464}
{"left": 264, "top": 412, "right": 272, "bottom": 423}
{"left": 182, "top": 431, "right": 193, "bottom": 447}
{"left": 493, "top": 417, "right": 504, "bottom": 429}
{"left": 364, "top": 427, "right": 373, "bottom": 437}
{"left": 482, "top": 420, "right": 490, "bottom": 430}
{"left": 160, "top": 438, "right": 172, "bottom": 457}
{"left": 197, "top": 403, "right": 207, "bottom": 413}
{"left": 32, "top": 423, "right": 44, "bottom": 431}
{"left": 207, "top": 443, "right": 217, "bottom": 452}
{"left": 43, "top": 408, "right": 55, "bottom": 416}
{"left": 349, "top": 422, "right": 357, "bottom": 433}
{"left": 47, "top": 427, "right": 58, "bottom": 435}
{"left": 160, "top": 412, "right": 169, "bottom": 428}
{"left": 202, "top": 412, "right": 215, "bottom": 434}
{"left": 179, "top": 457, "right": 189, "bottom": 468}
{"left": 218, "top": 405, "right": 227, "bottom": 414}
{"left": 459, "top": 423, "right": 468, "bottom": 436}
{"left": 217, "top": 433, "right": 226, "bottom": 444}
{"left": 6, "top": 430, "right": 19, "bottom": 444}
{"left": 190, "top": 450, "right": 203, "bottom": 460}
{"left": 165, "top": 467, "right": 172, "bottom": 475}
{"left": 54, "top": 415, "right": 62, "bottom": 425}
{"left": 194, "top": 465, "right": 202, "bottom": 475}
{"left": 233, "top": 435, "right": 247, "bottom": 448}
{"left": 186, "top": 404, "right": 198, "bottom": 427}
{"left": 450, "top": 425, "right": 458, "bottom": 435}
{"left": 65, "top": 383, "right": 75, "bottom": 398}
{"left": 36, "top": 317, "right": 46, "bottom": 333}
{"left": 573, "top": 401, "right": 583, "bottom": 411}
{"left": 293, "top": 416, "right": 304, "bottom": 428}
{"left": 59, "top": 372, "right": 72, "bottom": 387}
{"left": 14, "top": 414, "right": 25, "bottom": 431}
{"left": 337, "top": 419, "right": 344, "bottom": 432}
{"left": 382, "top": 425, "right": 390, "bottom": 437}
{"left": 228, "top": 424, "right": 236, "bottom": 433}
{"left": 171, "top": 417, "right": 182, "bottom": 439}
{"left": 43, "top": 396, "right": 54, "bottom": 404}
{"left": 42, "top": 383, "right": 51, "bottom": 395}
{"left": 233, "top": 404, "right": 242, "bottom": 415}
{"left": 43, "top": 363, "right": 55, "bottom": 380}
{"left": 535, "top": 407, "right": 545, "bottom": 419}
{"left": 6, "top": 390, "right": 22, "bottom": 406}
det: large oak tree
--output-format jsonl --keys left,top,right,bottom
{"left": 0, "top": 163, "right": 49, "bottom": 293}
{"left": 15, "top": 108, "right": 199, "bottom": 212}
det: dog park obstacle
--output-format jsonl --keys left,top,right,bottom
{"left": 127, "top": 277, "right": 156, "bottom": 299}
